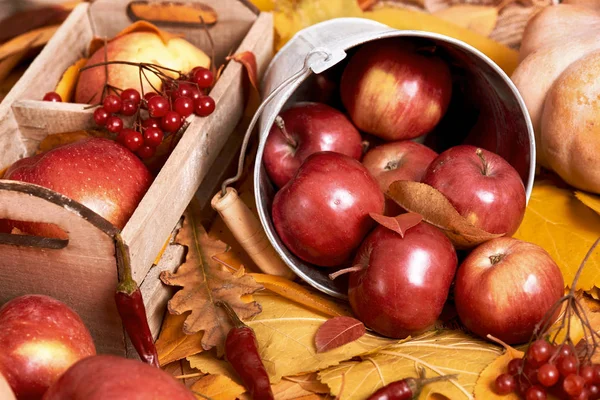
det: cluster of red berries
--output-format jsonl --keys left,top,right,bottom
{"left": 495, "top": 339, "right": 600, "bottom": 399}
{"left": 42, "top": 66, "right": 216, "bottom": 159}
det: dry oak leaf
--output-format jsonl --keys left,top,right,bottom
{"left": 190, "top": 374, "right": 245, "bottom": 400}
{"left": 159, "top": 203, "right": 263, "bottom": 353}
{"left": 155, "top": 311, "right": 204, "bottom": 366}
{"left": 315, "top": 316, "right": 366, "bottom": 353}
{"left": 576, "top": 191, "right": 600, "bottom": 215}
{"left": 189, "top": 292, "right": 396, "bottom": 383}
{"left": 473, "top": 340, "right": 523, "bottom": 400}
{"left": 513, "top": 181, "right": 600, "bottom": 292}
{"left": 318, "top": 330, "right": 502, "bottom": 400}
{"left": 387, "top": 181, "right": 503, "bottom": 248}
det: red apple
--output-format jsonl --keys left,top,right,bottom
{"left": 454, "top": 237, "right": 564, "bottom": 344}
{"left": 43, "top": 355, "right": 195, "bottom": 399}
{"left": 340, "top": 39, "right": 452, "bottom": 141}
{"left": 421, "top": 145, "right": 526, "bottom": 236}
{"left": 263, "top": 102, "right": 363, "bottom": 188}
{"left": 348, "top": 221, "right": 457, "bottom": 338}
{"left": 272, "top": 151, "right": 384, "bottom": 267}
{"left": 362, "top": 140, "right": 438, "bottom": 192}
{"left": 2, "top": 138, "right": 152, "bottom": 238}
{"left": 0, "top": 295, "right": 96, "bottom": 400}
{"left": 75, "top": 32, "right": 209, "bottom": 104}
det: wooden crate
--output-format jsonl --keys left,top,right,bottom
{"left": 0, "top": 0, "right": 273, "bottom": 356}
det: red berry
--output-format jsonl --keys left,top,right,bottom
{"left": 121, "top": 88, "right": 141, "bottom": 105}
{"left": 43, "top": 92, "right": 62, "bottom": 102}
{"left": 137, "top": 145, "right": 156, "bottom": 159}
{"left": 144, "top": 92, "right": 158, "bottom": 101}
{"left": 141, "top": 117, "right": 161, "bottom": 130}
{"left": 143, "top": 127, "right": 164, "bottom": 148}
{"left": 103, "top": 94, "right": 122, "bottom": 114}
{"left": 589, "top": 384, "right": 599, "bottom": 399}
{"left": 194, "top": 95, "right": 215, "bottom": 117}
{"left": 147, "top": 95, "right": 170, "bottom": 118}
{"left": 523, "top": 361, "right": 539, "bottom": 384}
{"left": 594, "top": 364, "right": 600, "bottom": 384}
{"left": 120, "top": 129, "right": 143, "bottom": 152}
{"left": 176, "top": 83, "right": 195, "bottom": 99}
{"left": 508, "top": 358, "right": 523, "bottom": 376}
{"left": 572, "top": 388, "right": 591, "bottom": 400}
{"left": 555, "top": 345, "right": 574, "bottom": 360}
{"left": 582, "top": 365, "right": 596, "bottom": 384}
{"left": 192, "top": 67, "right": 214, "bottom": 89}
{"left": 120, "top": 99, "right": 138, "bottom": 116}
{"left": 558, "top": 356, "right": 579, "bottom": 377}
{"left": 537, "top": 364, "right": 559, "bottom": 387}
{"left": 174, "top": 97, "right": 194, "bottom": 118}
{"left": 93, "top": 107, "right": 110, "bottom": 126}
{"left": 106, "top": 116, "right": 123, "bottom": 133}
{"left": 525, "top": 385, "right": 547, "bottom": 400}
{"left": 188, "top": 87, "right": 202, "bottom": 102}
{"left": 564, "top": 374, "right": 585, "bottom": 397}
{"left": 495, "top": 373, "right": 516, "bottom": 395}
{"left": 528, "top": 340, "right": 553, "bottom": 367}
{"left": 161, "top": 111, "right": 182, "bottom": 133}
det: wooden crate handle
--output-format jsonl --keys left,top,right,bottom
{"left": 0, "top": 180, "right": 117, "bottom": 249}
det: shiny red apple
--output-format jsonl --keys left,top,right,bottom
{"left": 454, "top": 237, "right": 564, "bottom": 344}
{"left": 263, "top": 102, "right": 363, "bottom": 188}
{"left": 348, "top": 220, "right": 457, "bottom": 338}
{"left": 362, "top": 140, "right": 437, "bottom": 192}
{"left": 422, "top": 145, "right": 526, "bottom": 236}
{"left": 272, "top": 151, "right": 384, "bottom": 267}
{"left": 340, "top": 39, "right": 452, "bottom": 141}
{"left": 3, "top": 138, "right": 152, "bottom": 237}
{"left": 43, "top": 355, "right": 195, "bottom": 400}
{"left": 0, "top": 295, "right": 96, "bottom": 400}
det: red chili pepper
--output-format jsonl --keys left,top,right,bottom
{"left": 114, "top": 233, "right": 159, "bottom": 367}
{"left": 218, "top": 301, "right": 274, "bottom": 400}
{"left": 367, "top": 370, "right": 457, "bottom": 400}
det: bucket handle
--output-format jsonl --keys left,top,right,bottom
{"left": 219, "top": 48, "right": 332, "bottom": 196}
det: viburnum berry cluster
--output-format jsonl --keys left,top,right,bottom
{"left": 43, "top": 63, "right": 216, "bottom": 160}
{"left": 494, "top": 239, "right": 600, "bottom": 400}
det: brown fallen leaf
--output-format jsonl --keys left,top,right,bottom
{"left": 0, "top": 25, "right": 59, "bottom": 61}
{"left": 514, "top": 181, "right": 600, "bottom": 292}
{"left": 0, "top": 6, "right": 69, "bottom": 44}
{"left": 226, "top": 51, "right": 259, "bottom": 93}
{"left": 369, "top": 212, "right": 422, "bottom": 238}
{"left": 315, "top": 317, "right": 366, "bottom": 353}
{"left": 212, "top": 256, "right": 351, "bottom": 318}
{"left": 190, "top": 374, "right": 245, "bottom": 400}
{"left": 387, "top": 181, "right": 503, "bottom": 248}
{"left": 155, "top": 312, "right": 204, "bottom": 366}
{"left": 126, "top": 1, "right": 218, "bottom": 26}
{"left": 576, "top": 191, "right": 600, "bottom": 216}
{"left": 160, "top": 200, "right": 264, "bottom": 353}
{"left": 433, "top": 5, "right": 499, "bottom": 37}
{"left": 54, "top": 57, "right": 87, "bottom": 103}
{"left": 188, "top": 292, "right": 396, "bottom": 383}
{"left": 318, "top": 330, "right": 502, "bottom": 400}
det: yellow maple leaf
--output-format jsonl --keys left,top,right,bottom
{"left": 514, "top": 181, "right": 600, "bottom": 292}
{"left": 318, "top": 330, "right": 502, "bottom": 400}
{"left": 576, "top": 191, "right": 600, "bottom": 215}
{"left": 188, "top": 292, "right": 396, "bottom": 383}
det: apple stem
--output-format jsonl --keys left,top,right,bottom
{"left": 361, "top": 140, "right": 370, "bottom": 155}
{"left": 115, "top": 233, "right": 137, "bottom": 295}
{"left": 275, "top": 116, "right": 297, "bottom": 148}
{"left": 328, "top": 265, "right": 365, "bottom": 280}
{"left": 476, "top": 148, "right": 489, "bottom": 176}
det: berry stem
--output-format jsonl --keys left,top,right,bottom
{"left": 275, "top": 116, "right": 297, "bottom": 148}
{"left": 199, "top": 14, "right": 216, "bottom": 75}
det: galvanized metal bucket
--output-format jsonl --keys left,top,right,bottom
{"left": 252, "top": 18, "right": 535, "bottom": 299}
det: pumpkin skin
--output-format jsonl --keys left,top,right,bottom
{"left": 512, "top": 2, "right": 600, "bottom": 189}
